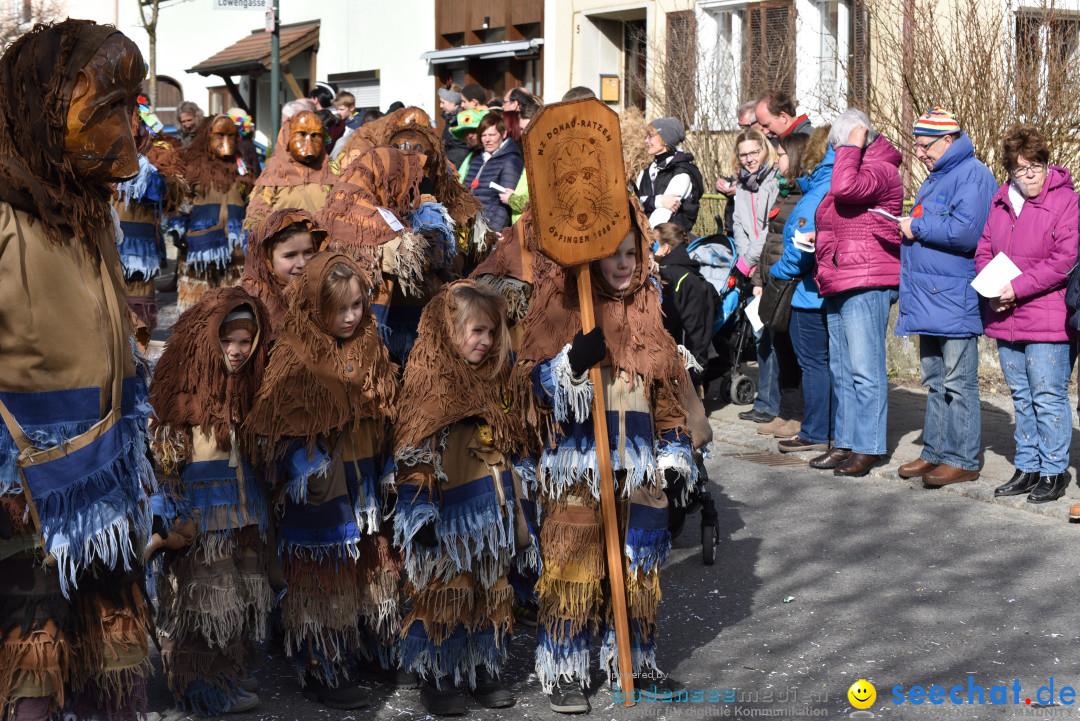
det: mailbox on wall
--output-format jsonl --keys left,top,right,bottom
{"left": 600, "top": 74, "right": 619, "bottom": 103}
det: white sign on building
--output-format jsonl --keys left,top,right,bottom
{"left": 212, "top": 0, "right": 271, "bottom": 10}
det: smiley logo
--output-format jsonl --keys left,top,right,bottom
{"left": 848, "top": 679, "right": 876, "bottom": 709}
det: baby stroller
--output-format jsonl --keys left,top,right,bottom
{"left": 686, "top": 233, "right": 758, "bottom": 406}
{"left": 668, "top": 451, "right": 721, "bottom": 565}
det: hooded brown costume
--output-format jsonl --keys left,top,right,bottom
{"left": 148, "top": 287, "right": 272, "bottom": 715}
{"left": 514, "top": 193, "right": 696, "bottom": 693}
{"left": 239, "top": 208, "right": 327, "bottom": 341}
{"left": 318, "top": 146, "right": 456, "bottom": 364}
{"left": 0, "top": 20, "right": 155, "bottom": 720}
{"left": 335, "top": 106, "right": 432, "bottom": 169}
{"left": 177, "top": 114, "right": 251, "bottom": 310}
{"left": 243, "top": 115, "right": 338, "bottom": 233}
{"left": 243, "top": 252, "right": 402, "bottom": 686}
{"left": 392, "top": 281, "right": 531, "bottom": 690}
{"left": 471, "top": 203, "right": 535, "bottom": 339}
{"left": 112, "top": 112, "right": 188, "bottom": 332}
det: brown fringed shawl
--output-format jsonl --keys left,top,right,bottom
{"left": 184, "top": 114, "right": 245, "bottom": 195}
{"left": 240, "top": 208, "right": 328, "bottom": 336}
{"left": 149, "top": 286, "right": 270, "bottom": 451}
{"left": 394, "top": 280, "right": 525, "bottom": 453}
{"left": 470, "top": 204, "right": 535, "bottom": 323}
{"left": 144, "top": 133, "right": 188, "bottom": 214}
{"left": 514, "top": 194, "right": 687, "bottom": 433}
{"left": 389, "top": 121, "right": 482, "bottom": 227}
{"left": 242, "top": 252, "right": 399, "bottom": 456}
{"left": 255, "top": 116, "right": 338, "bottom": 189}
{"left": 0, "top": 20, "right": 144, "bottom": 247}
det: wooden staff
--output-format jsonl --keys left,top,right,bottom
{"left": 575, "top": 263, "right": 636, "bottom": 705}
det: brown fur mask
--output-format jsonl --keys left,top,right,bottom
{"left": 149, "top": 286, "right": 270, "bottom": 452}
{"left": 254, "top": 113, "right": 338, "bottom": 190}
{"left": 243, "top": 252, "right": 399, "bottom": 459}
{"left": 389, "top": 121, "right": 482, "bottom": 227}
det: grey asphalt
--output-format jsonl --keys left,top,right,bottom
{"left": 145, "top": 394, "right": 1080, "bottom": 721}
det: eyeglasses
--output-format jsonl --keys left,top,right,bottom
{"left": 1011, "top": 163, "right": 1046, "bottom": 178}
{"left": 913, "top": 135, "right": 946, "bottom": 153}
{"left": 738, "top": 122, "right": 753, "bottom": 130}
{"left": 738, "top": 150, "right": 762, "bottom": 160}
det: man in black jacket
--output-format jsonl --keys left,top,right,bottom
{"left": 438, "top": 87, "right": 471, "bottom": 168}
{"left": 655, "top": 223, "right": 718, "bottom": 377}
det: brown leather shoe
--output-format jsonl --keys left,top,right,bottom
{"left": 809, "top": 447, "right": 850, "bottom": 469}
{"left": 834, "top": 452, "right": 880, "bottom": 477}
{"left": 923, "top": 464, "right": 979, "bottom": 486}
{"left": 898, "top": 458, "right": 938, "bottom": 479}
{"left": 778, "top": 437, "right": 828, "bottom": 454}
{"left": 1070, "top": 502, "right": 1080, "bottom": 520}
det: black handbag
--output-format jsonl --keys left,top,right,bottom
{"left": 758, "top": 274, "right": 800, "bottom": 332}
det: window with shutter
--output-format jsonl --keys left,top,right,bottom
{"left": 742, "top": 0, "right": 795, "bottom": 101}
{"left": 848, "top": 0, "right": 870, "bottom": 107}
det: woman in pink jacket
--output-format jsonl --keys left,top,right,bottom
{"left": 976, "top": 125, "right": 1078, "bottom": 504}
{"left": 809, "top": 109, "right": 904, "bottom": 477}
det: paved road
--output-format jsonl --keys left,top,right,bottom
{"left": 144, "top": 425, "right": 1080, "bottom": 721}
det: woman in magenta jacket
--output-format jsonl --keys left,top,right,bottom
{"left": 809, "top": 109, "right": 904, "bottom": 477}
{"left": 975, "top": 125, "right": 1078, "bottom": 504}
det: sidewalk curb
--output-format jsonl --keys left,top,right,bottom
{"left": 708, "top": 414, "right": 1078, "bottom": 524}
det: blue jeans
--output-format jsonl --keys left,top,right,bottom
{"left": 919, "top": 335, "right": 980, "bottom": 470}
{"left": 825, "top": 288, "right": 898, "bottom": 455}
{"left": 789, "top": 307, "right": 834, "bottom": 445}
{"left": 996, "top": 340, "right": 1072, "bottom": 474}
{"left": 753, "top": 327, "right": 781, "bottom": 416}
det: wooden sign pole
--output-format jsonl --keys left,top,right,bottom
{"left": 575, "top": 264, "right": 635, "bottom": 706}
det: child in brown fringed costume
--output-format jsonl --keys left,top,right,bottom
{"left": 393, "top": 281, "right": 530, "bottom": 715}
{"left": 243, "top": 253, "right": 400, "bottom": 710}
{"left": 177, "top": 114, "right": 252, "bottom": 310}
{"left": 243, "top": 111, "right": 338, "bottom": 233}
{"left": 515, "top": 195, "right": 696, "bottom": 713}
{"left": 147, "top": 286, "right": 273, "bottom": 715}
{"left": 239, "top": 207, "right": 326, "bottom": 343}
{"left": 317, "top": 146, "right": 457, "bottom": 365}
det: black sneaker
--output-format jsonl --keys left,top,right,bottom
{"left": 354, "top": 657, "right": 420, "bottom": 689}
{"left": 636, "top": 674, "right": 686, "bottom": 701}
{"left": 738, "top": 409, "right": 775, "bottom": 423}
{"left": 470, "top": 666, "right": 515, "bottom": 709}
{"left": 301, "top": 672, "right": 368, "bottom": 710}
{"left": 419, "top": 677, "right": 466, "bottom": 716}
{"left": 236, "top": 676, "right": 258, "bottom": 693}
{"left": 224, "top": 690, "right": 259, "bottom": 713}
{"left": 548, "top": 678, "right": 590, "bottom": 714}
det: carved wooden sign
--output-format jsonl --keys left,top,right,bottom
{"left": 523, "top": 98, "right": 631, "bottom": 268}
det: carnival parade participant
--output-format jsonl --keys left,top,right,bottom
{"left": 393, "top": 281, "right": 529, "bottom": 715}
{"left": 243, "top": 253, "right": 400, "bottom": 709}
{"left": 177, "top": 114, "right": 251, "bottom": 310}
{"left": 147, "top": 288, "right": 273, "bottom": 715}
{"left": 0, "top": 20, "right": 156, "bottom": 721}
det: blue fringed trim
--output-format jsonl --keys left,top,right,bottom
{"left": 343, "top": 454, "right": 382, "bottom": 535}
{"left": 279, "top": 494, "right": 365, "bottom": 562}
{"left": 294, "top": 642, "right": 356, "bottom": 686}
{"left": 433, "top": 472, "right": 516, "bottom": 575}
{"left": 625, "top": 527, "right": 671, "bottom": 575}
{"left": 600, "top": 622, "right": 658, "bottom": 682}
{"left": 178, "top": 677, "right": 244, "bottom": 717}
{"left": 166, "top": 213, "right": 188, "bottom": 240}
{"left": 179, "top": 461, "right": 269, "bottom": 535}
{"left": 115, "top": 155, "right": 165, "bottom": 208}
{"left": 513, "top": 456, "right": 538, "bottom": 499}
{"left": 408, "top": 202, "right": 458, "bottom": 260}
{"left": 533, "top": 349, "right": 593, "bottom": 424}
{"left": 536, "top": 625, "right": 592, "bottom": 693}
{"left": 538, "top": 424, "right": 660, "bottom": 502}
{"left": 401, "top": 622, "right": 503, "bottom": 689}
{"left": 282, "top": 442, "right": 331, "bottom": 505}
{"left": 117, "top": 220, "right": 162, "bottom": 280}
{"left": 392, "top": 484, "right": 439, "bottom": 579}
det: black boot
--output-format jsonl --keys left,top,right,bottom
{"left": 418, "top": 676, "right": 466, "bottom": 716}
{"left": 548, "top": 677, "right": 590, "bottom": 714}
{"left": 994, "top": 469, "right": 1040, "bottom": 497}
{"left": 1027, "top": 473, "right": 1070, "bottom": 503}
{"left": 301, "top": 671, "right": 368, "bottom": 710}
{"left": 470, "top": 666, "right": 514, "bottom": 708}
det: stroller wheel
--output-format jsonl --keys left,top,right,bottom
{"left": 702, "top": 524, "right": 718, "bottom": 565}
{"left": 730, "top": 374, "right": 756, "bottom": 405}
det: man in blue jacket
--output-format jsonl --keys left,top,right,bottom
{"left": 894, "top": 108, "right": 997, "bottom": 486}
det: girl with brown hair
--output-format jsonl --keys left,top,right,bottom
{"left": 393, "top": 280, "right": 529, "bottom": 715}
{"left": 243, "top": 253, "right": 400, "bottom": 709}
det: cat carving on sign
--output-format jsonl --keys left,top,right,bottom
{"left": 549, "top": 130, "right": 615, "bottom": 234}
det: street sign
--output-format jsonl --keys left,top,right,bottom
{"left": 523, "top": 98, "right": 631, "bottom": 268}
{"left": 212, "top": 0, "right": 270, "bottom": 10}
